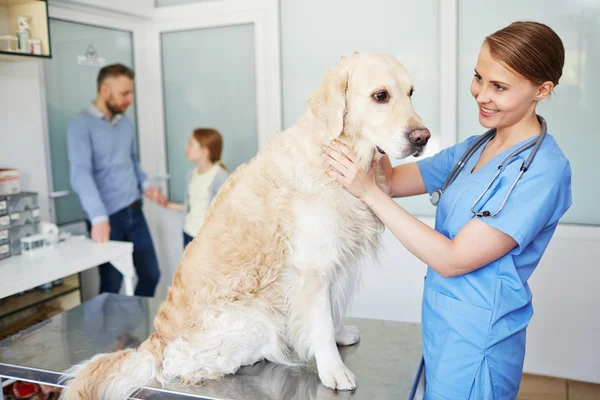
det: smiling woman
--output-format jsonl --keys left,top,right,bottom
{"left": 469, "top": 22, "right": 562, "bottom": 146}
{"left": 322, "top": 21, "right": 572, "bottom": 399}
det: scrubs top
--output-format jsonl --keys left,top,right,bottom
{"left": 416, "top": 133, "right": 572, "bottom": 399}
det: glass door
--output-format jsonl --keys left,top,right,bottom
{"left": 150, "top": 1, "right": 281, "bottom": 204}
{"left": 43, "top": 19, "right": 137, "bottom": 225}
{"left": 160, "top": 23, "right": 259, "bottom": 202}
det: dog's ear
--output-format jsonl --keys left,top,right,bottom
{"left": 307, "top": 61, "right": 349, "bottom": 137}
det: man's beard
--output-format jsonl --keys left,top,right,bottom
{"left": 105, "top": 97, "right": 125, "bottom": 116}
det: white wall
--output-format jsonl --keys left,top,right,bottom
{"left": 523, "top": 226, "right": 600, "bottom": 383}
{"left": 0, "top": 61, "right": 51, "bottom": 222}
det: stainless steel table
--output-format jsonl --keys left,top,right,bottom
{"left": 0, "top": 293, "right": 422, "bottom": 399}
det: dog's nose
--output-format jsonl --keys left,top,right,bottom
{"left": 408, "top": 128, "right": 431, "bottom": 146}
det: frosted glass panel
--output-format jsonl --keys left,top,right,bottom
{"left": 458, "top": 0, "right": 600, "bottom": 225}
{"left": 280, "top": 0, "right": 439, "bottom": 217}
{"left": 44, "top": 19, "right": 136, "bottom": 226}
{"left": 161, "top": 24, "right": 258, "bottom": 203}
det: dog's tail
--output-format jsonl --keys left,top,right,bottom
{"left": 58, "top": 335, "right": 163, "bottom": 400}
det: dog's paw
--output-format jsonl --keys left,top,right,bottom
{"left": 318, "top": 363, "right": 357, "bottom": 391}
{"left": 335, "top": 324, "right": 360, "bottom": 346}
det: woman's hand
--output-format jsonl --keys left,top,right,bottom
{"left": 322, "top": 140, "right": 380, "bottom": 201}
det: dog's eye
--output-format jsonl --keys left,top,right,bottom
{"left": 408, "top": 88, "right": 414, "bottom": 97}
{"left": 372, "top": 91, "right": 389, "bottom": 103}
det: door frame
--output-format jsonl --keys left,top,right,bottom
{"left": 147, "top": 0, "right": 282, "bottom": 194}
{"left": 41, "top": 0, "right": 282, "bottom": 222}
{"left": 42, "top": 1, "right": 153, "bottom": 225}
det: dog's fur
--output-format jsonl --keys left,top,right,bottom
{"left": 58, "top": 53, "right": 429, "bottom": 399}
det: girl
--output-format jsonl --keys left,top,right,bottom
{"left": 167, "top": 128, "right": 229, "bottom": 248}
{"left": 323, "top": 22, "right": 572, "bottom": 399}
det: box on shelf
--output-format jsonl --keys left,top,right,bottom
{"left": 0, "top": 169, "right": 20, "bottom": 196}
{"left": 1, "top": 192, "right": 40, "bottom": 227}
{"left": 0, "top": 197, "right": 6, "bottom": 216}
{"left": 0, "top": 228, "right": 8, "bottom": 245}
{"left": 0, "top": 243, "right": 10, "bottom": 260}
{"left": 4, "top": 191, "right": 38, "bottom": 213}
{"left": 0, "top": 35, "right": 18, "bottom": 52}
{"left": 0, "top": 214, "right": 9, "bottom": 229}
{"left": 9, "top": 208, "right": 40, "bottom": 227}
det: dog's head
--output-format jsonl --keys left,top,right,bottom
{"left": 308, "top": 53, "right": 430, "bottom": 159}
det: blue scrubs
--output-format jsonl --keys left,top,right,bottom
{"left": 416, "top": 133, "right": 572, "bottom": 399}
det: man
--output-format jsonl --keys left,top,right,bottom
{"left": 67, "top": 64, "right": 166, "bottom": 297}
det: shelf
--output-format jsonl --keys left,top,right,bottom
{"left": 0, "top": 0, "right": 51, "bottom": 59}
{"left": 0, "top": 289, "right": 80, "bottom": 340}
{"left": 0, "top": 51, "right": 50, "bottom": 61}
{"left": 1, "top": 0, "right": 41, "bottom": 6}
{"left": 0, "top": 273, "right": 80, "bottom": 320}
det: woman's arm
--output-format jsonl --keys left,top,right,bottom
{"left": 323, "top": 141, "right": 516, "bottom": 277}
{"left": 362, "top": 188, "right": 516, "bottom": 277}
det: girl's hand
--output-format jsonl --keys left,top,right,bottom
{"left": 322, "top": 140, "right": 380, "bottom": 201}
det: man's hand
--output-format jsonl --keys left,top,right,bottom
{"left": 145, "top": 187, "right": 168, "bottom": 207}
{"left": 91, "top": 221, "right": 110, "bottom": 243}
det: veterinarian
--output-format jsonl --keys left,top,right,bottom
{"left": 67, "top": 63, "right": 165, "bottom": 297}
{"left": 322, "top": 22, "right": 572, "bottom": 399}
{"left": 166, "top": 128, "right": 229, "bottom": 248}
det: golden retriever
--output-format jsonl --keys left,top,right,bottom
{"left": 59, "top": 52, "right": 430, "bottom": 399}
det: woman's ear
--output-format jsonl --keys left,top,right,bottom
{"left": 535, "top": 81, "right": 554, "bottom": 101}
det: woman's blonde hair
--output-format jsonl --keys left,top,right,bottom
{"left": 192, "top": 128, "right": 228, "bottom": 172}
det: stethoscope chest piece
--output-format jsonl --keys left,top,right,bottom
{"left": 430, "top": 189, "right": 442, "bottom": 206}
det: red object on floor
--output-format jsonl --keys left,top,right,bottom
{"left": 12, "top": 381, "right": 39, "bottom": 398}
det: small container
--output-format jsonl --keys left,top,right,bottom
{"left": 0, "top": 168, "right": 20, "bottom": 196}
{"left": 21, "top": 233, "right": 46, "bottom": 254}
{"left": 9, "top": 223, "right": 39, "bottom": 256}
{"left": 16, "top": 16, "right": 30, "bottom": 54}
{"left": 28, "top": 39, "right": 41, "bottom": 55}
{"left": 0, "top": 35, "right": 18, "bottom": 52}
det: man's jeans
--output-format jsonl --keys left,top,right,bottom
{"left": 86, "top": 201, "right": 160, "bottom": 297}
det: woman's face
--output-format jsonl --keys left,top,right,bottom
{"left": 470, "top": 43, "right": 551, "bottom": 130}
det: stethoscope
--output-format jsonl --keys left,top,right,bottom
{"left": 430, "top": 114, "right": 547, "bottom": 218}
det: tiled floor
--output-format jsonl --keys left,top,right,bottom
{"left": 518, "top": 374, "right": 600, "bottom": 400}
